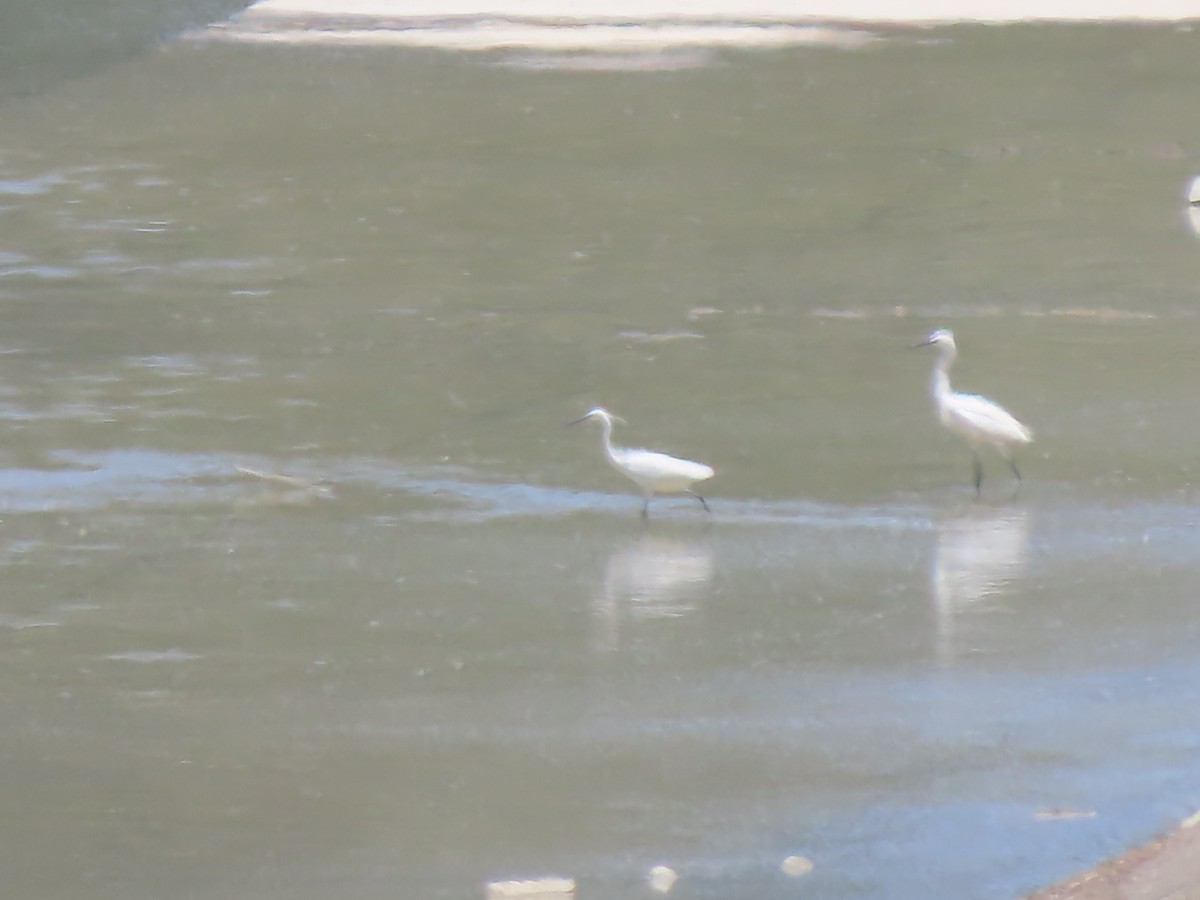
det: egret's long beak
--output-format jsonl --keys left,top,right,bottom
{"left": 567, "top": 414, "right": 591, "bottom": 426}
{"left": 913, "top": 336, "right": 935, "bottom": 348}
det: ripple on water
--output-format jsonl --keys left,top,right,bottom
{"left": 0, "top": 616, "right": 59, "bottom": 631}
{"left": 0, "top": 264, "right": 79, "bottom": 280}
{"left": 0, "top": 450, "right": 1194, "bottom": 573}
{"left": 0, "top": 172, "right": 68, "bottom": 196}
{"left": 106, "top": 649, "right": 204, "bottom": 663}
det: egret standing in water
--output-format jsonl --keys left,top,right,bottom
{"left": 570, "top": 407, "right": 714, "bottom": 517}
{"left": 917, "top": 329, "right": 1033, "bottom": 494}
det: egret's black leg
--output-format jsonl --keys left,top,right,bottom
{"left": 1007, "top": 456, "right": 1022, "bottom": 482}
{"left": 972, "top": 453, "right": 984, "bottom": 496}
{"left": 689, "top": 491, "right": 711, "bottom": 514}
{"left": 641, "top": 497, "right": 650, "bottom": 519}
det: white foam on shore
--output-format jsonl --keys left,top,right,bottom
{"left": 189, "top": 0, "right": 1200, "bottom": 52}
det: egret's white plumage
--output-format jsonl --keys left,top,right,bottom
{"left": 918, "top": 329, "right": 1033, "bottom": 493}
{"left": 570, "top": 407, "right": 714, "bottom": 517}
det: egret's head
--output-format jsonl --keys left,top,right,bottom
{"left": 569, "top": 407, "right": 624, "bottom": 427}
{"left": 916, "top": 328, "right": 956, "bottom": 350}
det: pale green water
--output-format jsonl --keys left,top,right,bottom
{"left": 5, "top": 7, "right": 1200, "bottom": 899}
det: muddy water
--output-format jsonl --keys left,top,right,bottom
{"left": 4, "top": 7, "right": 1200, "bottom": 899}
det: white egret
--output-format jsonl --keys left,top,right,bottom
{"left": 570, "top": 407, "right": 714, "bottom": 517}
{"left": 917, "top": 329, "right": 1033, "bottom": 494}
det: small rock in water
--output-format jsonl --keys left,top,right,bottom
{"left": 485, "top": 876, "right": 575, "bottom": 899}
{"left": 780, "top": 855, "right": 814, "bottom": 877}
{"left": 647, "top": 865, "right": 678, "bottom": 893}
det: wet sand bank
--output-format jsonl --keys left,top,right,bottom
{"left": 1029, "top": 810, "right": 1200, "bottom": 899}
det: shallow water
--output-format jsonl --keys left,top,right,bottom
{"left": 5, "top": 5, "right": 1200, "bottom": 899}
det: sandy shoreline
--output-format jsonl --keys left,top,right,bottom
{"left": 189, "top": 0, "right": 1200, "bottom": 48}
{"left": 227, "top": 0, "right": 1200, "bottom": 24}
{"left": 1028, "top": 809, "right": 1200, "bottom": 899}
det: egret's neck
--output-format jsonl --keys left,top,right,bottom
{"left": 930, "top": 347, "right": 956, "bottom": 407}
{"left": 597, "top": 416, "right": 618, "bottom": 462}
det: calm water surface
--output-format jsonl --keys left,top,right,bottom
{"left": 4, "top": 5, "right": 1200, "bottom": 899}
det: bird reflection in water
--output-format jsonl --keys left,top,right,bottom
{"left": 931, "top": 507, "right": 1029, "bottom": 666}
{"left": 591, "top": 531, "right": 714, "bottom": 652}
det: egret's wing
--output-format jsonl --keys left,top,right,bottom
{"left": 618, "top": 448, "right": 715, "bottom": 484}
{"left": 947, "top": 392, "right": 1033, "bottom": 444}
